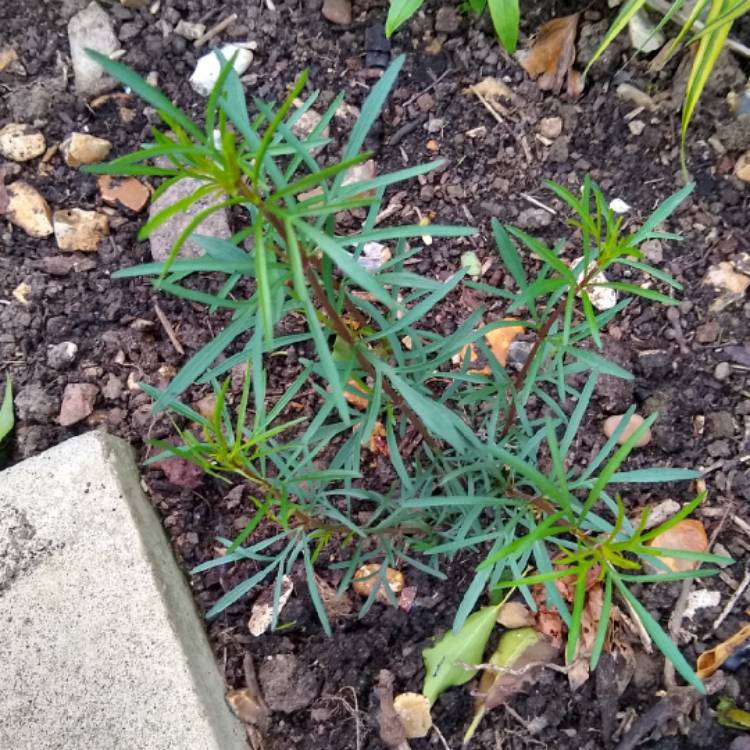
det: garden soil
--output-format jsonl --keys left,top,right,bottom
{"left": 1, "top": 1, "right": 749, "bottom": 748}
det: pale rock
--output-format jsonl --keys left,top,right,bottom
{"left": 616, "top": 83, "right": 656, "bottom": 110}
{"left": 704, "top": 261, "right": 750, "bottom": 295}
{"left": 68, "top": 2, "right": 120, "bottom": 98}
{"left": 291, "top": 103, "right": 329, "bottom": 142}
{"left": 735, "top": 150, "right": 750, "bottom": 182}
{"left": 0, "top": 124, "right": 46, "bottom": 162}
{"left": 53, "top": 208, "right": 109, "bottom": 252}
{"left": 342, "top": 159, "right": 376, "bottom": 193}
{"left": 572, "top": 256, "right": 617, "bottom": 310}
{"left": 4, "top": 181, "right": 53, "bottom": 237}
{"left": 393, "top": 693, "right": 432, "bottom": 739}
{"left": 148, "top": 177, "right": 231, "bottom": 261}
{"left": 13, "top": 282, "right": 31, "bottom": 305}
{"left": 321, "top": 0, "right": 352, "bottom": 25}
{"left": 357, "top": 241, "right": 391, "bottom": 272}
{"left": 628, "top": 9, "right": 665, "bottom": 53}
{"left": 59, "top": 383, "right": 99, "bottom": 426}
{"left": 174, "top": 20, "right": 206, "bottom": 40}
{"left": 609, "top": 198, "right": 631, "bottom": 214}
{"left": 628, "top": 120, "right": 646, "bottom": 136}
{"left": 683, "top": 589, "right": 721, "bottom": 620}
{"left": 603, "top": 412, "right": 652, "bottom": 447}
{"left": 638, "top": 498, "right": 680, "bottom": 530}
{"left": 61, "top": 132, "right": 112, "bottom": 167}
{"left": 539, "top": 116, "right": 563, "bottom": 139}
{"left": 189, "top": 45, "right": 253, "bottom": 97}
{"left": 0, "top": 46, "right": 19, "bottom": 73}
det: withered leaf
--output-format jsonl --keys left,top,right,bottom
{"left": 518, "top": 14, "right": 581, "bottom": 97}
{"left": 696, "top": 623, "right": 750, "bottom": 680}
{"left": 647, "top": 519, "right": 708, "bottom": 573}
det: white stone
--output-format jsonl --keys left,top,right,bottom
{"left": 189, "top": 45, "right": 253, "bottom": 97}
{"left": 683, "top": 589, "right": 721, "bottom": 620}
{"left": 628, "top": 9, "right": 665, "bottom": 54}
{"left": 572, "top": 256, "right": 617, "bottom": 311}
{"left": 0, "top": 433, "right": 247, "bottom": 749}
{"left": 0, "top": 123, "right": 46, "bottom": 162}
{"left": 68, "top": 2, "right": 120, "bottom": 98}
{"left": 609, "top": 198, "right": 631, "bottom": 214}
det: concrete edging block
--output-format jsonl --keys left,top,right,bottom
{"left": 0, "top": 431, "right": 247, "bottom": 749}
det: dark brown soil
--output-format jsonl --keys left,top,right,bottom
{"left": 1, "top": 1, "right": 749, "bottom": 749}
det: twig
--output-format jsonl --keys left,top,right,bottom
{"left": 520, "top": 193, "right": 557, "bottom": 215}
{"left": 644, "top": 0, "right": 750, "bottom": 58}
{"left": 388, "top": 114, "right": 427, "bottom": 147}
{"left": 431, "top": 722, "right": 452, "bottom": 750}
{"left": 474, "top": 91, "right": 506, "bottom": 126}
{"left": 154, "top": 302, "right": 185, "bottom": 355}
{"left": 732, "top": 514, "right": 750, "bottom": 538}
{"left": 194, "top": 13, "right": 238, "bottom": 48}
{"left": 713, "top": 564, "right": 750, "bottom": 630}
{"left": 402, "top": 68, "right": 453, "bottom": 108}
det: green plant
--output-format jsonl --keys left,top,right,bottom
{"left": 587, "top": 0, "right": 750, "bottom": 170}
{"left": 386, "top": 0, "right": 520, "bottom": 53}
{"left": 0, "top": 376, "right": 13, "bottom": 445}
{"left": 88, "top": 50, "right": 728, "bottom": 686}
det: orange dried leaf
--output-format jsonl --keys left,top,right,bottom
{"left": 343, "top": 379, "right": 369, "bottom": 410}
{"left": 367, "top": 421, "right": 389, "bottom": 456}
{"left": 647, "top": 519, "right": 708, "bottom": 572}
{"left": 696, "top": 624, "right": 750, "bottom": 680}
{"left": 518, "top": 14, "right": 580, "bottom": 96}
{"left": 352, "top": 564, "right": 405, "bottom": 604}
{"left": 485, "top": 319, "right": 524, "bottom": 366}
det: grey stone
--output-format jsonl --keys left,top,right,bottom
{"left": 14, "top": 384, "right": 57, "bottom": 422}
{"left": 516, "top": 207, "right": 552, "bottom": 229}
{"left": 68, "top": 2, "right": 120, "bottom": 98}
{"left": 46, "top": 340, "right": 78, "bottom": 369}
{"left": 714, "top": 361, "right": 731, "bottom": 381}
{"left": 259, "top": 653, "right": 321, "bottom": 713}
{"left": 707, "top": 411, "right": 735, "bottom": 438}
{"left": 435, "top": 6, "right": 461, "bottom": 33}
{"left": 148, "top": 177, "right": 231, "bottom": 261}
{"left": 0, "top": 433, "right": 246, "bottom": 749}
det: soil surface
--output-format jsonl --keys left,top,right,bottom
{"left": 1, "top": 1, "right": 750, "bottom": 749}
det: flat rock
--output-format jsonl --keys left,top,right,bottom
{"left": 258, "top": 654, "right": 321, "bottom": 713}
{"left": 0, "top": 124, "right": 46, "bottom": 162}
{"left": 735, "top": 150, "right": 750, "bottom": 182}
{"left": 4, "top": 181, "right": 53, "bottom": 237}
{"left": 322, "top": 0, "right": 352, "bottom": 25}
{"left": 68, "top": 2, "right": 120, "bottom": 97}
{"left": 148, "top": 177, "right": 231, "bottom": 261}
{"left": 98, "top": 174, "right": 150, "bottom": 212}
{"left": 53, "top": 208, "right": 109, "bottom": 251}
{"left": 0, "top": 432, "right": 247, "bottom": 749}
{"left": 61, "top": 132, "right": 112, "bottom": 167}
{"left": 58, "top": 383, "right": 99, "bottom": 425}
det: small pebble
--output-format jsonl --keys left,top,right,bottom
{"left": 539, "top": 116, "right": 562, "bottom": 139}
{"left": 321, "top": 0, "right": 352, "bottom": 25}
{"left": 603, "top": 412, "right": 651, "bottom": 447}
{"left": 714, "top": 361, "right": 731, "bottom": 381}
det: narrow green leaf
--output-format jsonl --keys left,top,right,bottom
{"left": 488, "top": 0, "right": 520, "bottom": 52}
{"left": 0, "top": 376, "right": 13, "bottom": 443}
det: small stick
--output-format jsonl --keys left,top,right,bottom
{"left": 520, "top": 193, "right": 557, "bottom": 215}
{"left": 154, "top": 302, "right": 185, "bottom": 355}
{"left": 733, "top": 514, "right": 750, "bottom": 538}
{"left": 402, "top": 68, "right": 453, "bottom": 108}
{"left": 713, "top": 564, "right": 750, "bottom": 631}
{"left": 194, "top": 13, "right": 238, "bottom": 48}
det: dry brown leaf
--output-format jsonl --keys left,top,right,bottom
{"left": 696, "top": 623, "right": 750, "bottom": 679}
{"left": 453, "top": 319, "right": 524, "bottom": 374}
{"left": 367, "top": 421, "right": 389, "bottom": 456}
{"left": 248, "top": 575, "right": 294, "bottom": 636}
{"left": 485, "top": 319, "right": 524, "bottom": 366}
{"left": 647, "top": 519, "right": 708, "bottom": 572}
{"left": 226, "top": 653, "right": 270, "bottom": 731}
{"left": 463, "top": 77, "right": 513, "bottom": 100}
{"left": 343, "top": 379, "right": 369, "bottom": 410}
{"left": 314, "top": 574, "right": 354, "bottom": 618}
{"left": 497, "top": 601, "right": 536, "bottom": 629}
{"left": 518, "top": 14, "right": 581, "bottom": 96}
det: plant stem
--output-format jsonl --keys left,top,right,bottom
{"left": 236, "top": 180, "right": 438, "bottom": 449}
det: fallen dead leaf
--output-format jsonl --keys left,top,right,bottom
{"left": 343, "top": 379, "right": 369, "bottom": 410}
{"left": 518, "top": 14, "right": 582, "bottom": 97}
{"left": 696, "top": 623, "right": 750, "bottom": 679}
{"left": 497, "top": 601, "right": 536, "bottom": 629}
{"left": 314, "top": 574, "right": 354, "bottom": 618}
{"left": 375, "top": 670, "right": 410, "bottom": 750}
{"left": 647, "top": 519, "right": 708, "bottom": 572}
{"left": 453, "top": 319, "right": 524, "bottom": 374}
{"left": 248, "top": 575, "right": 294, "bottom": 636}
{"left": 226, "top": 653, "right": 270, "bottom": 731}
{"left": 367, "top": 421, "right": 389, "bottom": 456}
